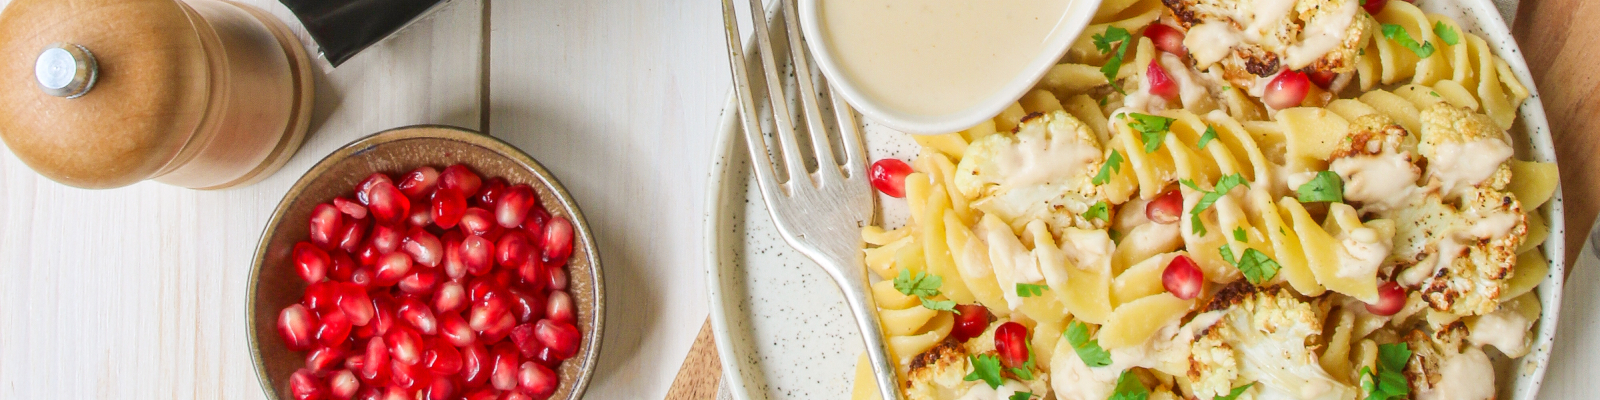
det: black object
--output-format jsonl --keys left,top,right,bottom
{"left": 279, "top": 0, "right": 446, "bottom": 66}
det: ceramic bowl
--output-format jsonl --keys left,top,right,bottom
{"left": 247, "top": 125, "right": 604, "bottom": 399}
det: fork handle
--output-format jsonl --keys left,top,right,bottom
{"left": 818, "top": 252, "right": 905, "bottom": 400}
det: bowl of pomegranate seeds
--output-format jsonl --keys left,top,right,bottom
{"left": 247, "top": 126, "right": 603, "bottom": 400}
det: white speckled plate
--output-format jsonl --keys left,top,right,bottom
{"left": 704, "top": 1, "right": 1564, "bottom": 398}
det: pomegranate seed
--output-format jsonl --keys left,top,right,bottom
{"left": 390, "top": 358, "right": 431, "bottom": 390}
{"left": 532, "top": 346, "right": 562, "bottom": 368}
{"left": 329, "top": 252, "right": 357, "bottom": 282}
{"left": 439, "top": 313, "right": 478, "bottom": 347}
{"left": 361, "top": 294, "right": 397, "bottom": 338}
{"left": 368, "top": 224, "right": 404, "bottom": 255}
{"left": 497, "top": 185, "right": 536, "bottom": 229}
{"left": 470, "top": 291, "right": 511, "bottom": 332}
{"left": 364, "top": 180, "right": 411, "bottom": 225}
{"left": 431, "top": 188, "right": 469, "bottom": 229}
{"left": 399, "top": 270, "right": 440, "bottom": 295}
{"left": 294, "top": 242, "right": 332, "bottom": 284}
{"left": 357, "top": 173, "right": 395, "bottom": 204}
{"left": 994, "top": 321, "right": 1029, "bottom": 369}
{"left": 398, "top": 296, "right": 440, "bottom": 335}
{"left": 462, "top": 390, "right": 497, "bottom": 400}
{"left": 386, "top": 326, "right": 425, "bottom": 365}
{"left": 337, "top": 218, "right": 369, "bottom": 254}
{"left": 349, "top": 266, "right": 375, "bottom": 288}
{"left": 518, "top": 361, "right": 559, "bottom": 398}
{"left": 508, "top": 288, "right": 546, "bottom": 323}
{"left": 279, "top": 304, "right": 319, "bottom": 351}
{"left": 316, "top": 308, "right": 353, "bottom": 347}
{"left": 1143, "top": 23, "right": 1188, "bottom": 58}
{"left": 517, "top": 260, "right": 547, "bottom": 293}
{"left": 526, "top": 207, "right": 551, "bottom": 233}
{"left": 510, "top": 323, "right": 540, "bottom": 357}
{"left": 480, "top": 313, "right": 518, "bottom": 344}
{"left": 356, "top": 243, "right": 383, "bottom": 268}
{"left": 540, "top": 217, "right": 574, "bottom": 267}
{"left": 496, "top": 231, "right": 534, "bottom": 268}
{"left": 440, "top": 165, "right": 484, "bottom": 196}
{"left": 334, "top": 197, "right": 368, "bottom": 220}
{"left": 409, "top": 206, "right": 433, "bottom": 227}
{"left": 868, "top": 159, "right": 913, "bottom": 198}
{"left": 423, "top": 340, "right": 465, "bottom": 375}
{"left": 461, "top": 235, "right": 495, "bottom": 276}
{"left": 374, "top": 253, "right": 414, "bottom": 287}
{"left": 376, "top": 386, "right": 407, "bottom": 400}
{"left": 460, "top": 208, "right": 496, "bottom": 237}
{"left": 535, "top": 319, "right": 582, "bottom": 360}
{"left": 1146, "top": 60, "right": 1179, "bottom": 102}
{"left": 1163, "top": 255, "right": 1205, "bottom": 300}
{"left": 460, "top": 342, "right": 491, "bottom": 388}
{"left": 546, "top": 290, "right": 575, "bottom": 324}
{"left": 950, "top": 304, "right": 992, "bottom": 342}
{"left": 1362, "top": 0, "right": 1389, "bottom": 14}
{"left": 547, "top": 267, "right": 568, "bottom": 292}
{"left": 310, "top": 204, "right": 346, "bottom": 250}
{"left": 306, "top": 346, "right": 347, "bottom": 372}
{"left": 419, "top": 376, "right": 456, "bottom": 400}
{"left": 337, "top": 283, "right": 376, "bottom": 326}
{"left": 303, "top": 281, "right": 340, "bottom": 311}
{"left": 360, "top": 337, "right": 391, "bottom": 386}
{"left": 442, "top": 232, "right": 468, "bottom": 279}
{"left": 290, "top": 368, "right": 327, "bottom": 400}
{"left": 328, "top": 369, "right": 360, "bottom": 400}
{"left": 434, "top": 281, "right": 468, "bottom": 315}
{"left": 1308, "top": 69, "right": 1338, "bottom": 89}
{"left": 503, "top": 391, "right": 533, "bottom": 400}
{"left": 1263, "top": 70, "right": 1311, "bottom": 109}
{"left": 1367, "top": 281, "right": 1407, "bottom": 316}
{"left": 476, "top": 178, "right": 508, "bottom": 208}
{"left": 467, "top": 277, "right": 500, "bottom": 303}
{"left": 398, "top": 167, "right": 440, "bottom": 199}
{"left": 489, "top": 343, "right": 520, "bottom": 391}
{"left": 1146, "top": 189, "right": 1183, "bottom": 224}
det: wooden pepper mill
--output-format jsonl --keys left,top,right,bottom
{"left": 0, "top": 0, "right": 314, "bottom": 189}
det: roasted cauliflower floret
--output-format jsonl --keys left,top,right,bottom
{"left": 1390, "top": 188, "right": 1524, "bottom": 317}
{"left": 1402, "top": 323, "right": 1497, "bottom": 400}
{"left": 1187, "top": 283, "right": 1355, "bottom": 400}
{"left": 1418, "top": 103, "right": 1514, "bottom": 197}
{"left": 1164, "top": 0, "right": 1367, "bottom": 93}
{"left": 905, "top": 339, "right": 974, "bottom": 400}
{"left": 1329, "top": 115, "right": 1423, "bottom": 213}
{"left": 955, "top": 111, "right": 1107, "bottom": 234}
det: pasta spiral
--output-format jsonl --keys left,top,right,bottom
{"left": 1355, "top": 1, "right": 1530, "bottom": 129}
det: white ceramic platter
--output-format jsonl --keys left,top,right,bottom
{"left": 705, "top": 1, "right": 1565, "bottom": 399}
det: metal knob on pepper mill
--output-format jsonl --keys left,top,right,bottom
{"left": 0, "top": 0, "right": 315, "bottom": 190}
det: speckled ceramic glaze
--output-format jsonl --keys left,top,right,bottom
{"left": 706, "top": 0, "right": 1562, "bottom": 399}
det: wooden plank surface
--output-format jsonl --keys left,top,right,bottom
{"left": 664, "top": 320, "right": 723, "bottom": 400}
{"left": 1514, "top": 0, "right": 1600, "bottom": 266}
{"left": 0, "top": 0, "right": 483, "bottom": 398}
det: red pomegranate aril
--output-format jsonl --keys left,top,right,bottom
{"left": 338, "top": 218, "right": 369, "bottom": 254}
{"left": 374, "top": 253, "right": 415, "bottom": 287}
{"left": 329, "top": 252, "right": 358, "bottom": 283}
{"left": 349, "top": 266, "right": 376, "bottom": 288}
{"left": 290, "top": 368, "right": 328, "bottom": 400}
{"left": 369, "top": 224, "right": 405, "bottom": 255}
{"left": 398, "top": 297, "right": 440, "bottom": 335}
{"left": 532, "top": 346, "right": 562, "bottom": 368}
{"left": 503, "top": 391, "right": 533, "bottom": 400}
{"left": 1367, "top": 281, "right": 1407, "bottom": 316}
{"left": 328, "top": 369, "right": 360, "bottom": 400}
{"left": 510, "top": 323, "right": 539, "bottom": 357}
{"left": 527, "top": 207, "right": 551, "bottom": 232}
{"left": 1143, "top": 23, "right": 1188, "bottom": 57}
{"left": 541, "top": 217, "right": 574, "bottom": 267}
{"left": 477, "top": 178, "right": 508, "bottom": 207}
{"left": 1263, "top": 70, "right": 1311, "bottom": 109}
{"left": 334, "top": 197, "right": 369, "bottom": 220}
{"left": 496, "top": 231, "right": 534, "bottom": 268}
{"left": 295, "top": 242, "right": 333, "bottom": 284}
{"left": 534, "top": 319, "right": 582, "bottom": 360}
{"left": 547, "top": 267, "right": 568, "bottom": 292}
{"left": 470, "top": 291, "right": 511, "bottom": 331}
{"left": 316, "top": 308, "right": 353, "bottom": 347}
{"left": 508, "top": 288, "right": 546, "bottom": 323}
{"left": 439, "top": 313, "right": 478, "bottom": 347}
{"left": 399, "top": 270, "right": 440, "bottom": 296}
{"left": 387, "top": 326, "right": 425, "bottom": 365}
{"left": 868, "top": 158, "right": 913, "bottom": 198}
{"left": 1308, "top": 69, "right": 1338, "bottom": 89}
{"left": 337, "top": 283, "right": 376, "bottom": 326}
{"left": 461, "top": 235, "right": 496, "bottom": 276}
{"left": 303, "top": 281, "right": 341, "bottom": 311}
{"left": 423, "top": 341, "right": 465, "bottom": 375}
{"left": 357, "top": 173, "right": 394, "bottom": 203}
{"left": 365, "top": 180, "right": 411, "bottom": 225}
{"left": 517, "top": 259, "right": 547, "bottom": 293}
{"left": 434, "top": 281, "right": 468, "bottom": 314}
{"left": 360, "top": 337, "right": 391, "bottom": 386}
{"left": 376, "top": 386, "right": 407, "bottom": 400}
{"left": 1362, "top": 0, "right": 1389, "bottom": 14}
{"left": 950, "top": 304, "right": 992, "bottom": 342}
{"left": 440, "top": 165, "right": 484, "bottom": 196}
{"left": 1163, "top": 255, "right": 1205, "bottom": 300}
{"left": 390, "top": 358, "right": 431, "bottom": 390}
{"left": 310, "top": 204, "right": 346, "bottom": 250}
{"left": 1146, "top": 189, "right": 1184, "bottom": 224}
{"left": 496, "top": 185, "right": 536, "bottom": 229}
{"left": 442, "top": 232, "right": 468, "bottom": 279}
{"left": 459, "top": 342, "right": 491, "bottom": 388}
{"left": 410, "top": 206, "right": 435, "bottom": 227}
{"left": 480, "top": 313, "right": 517, "bottom": 344}
{"left": 519, "top": 361, "right": 559, "bottom": 398}
{"left": 467, "top": 277, "right": 500, "bottom": 303}
{"left": 432, "top": 188, "right": 468, "bottom": 229}
{"left": 364, "top": 294, "right": 398, "bottom": 338}
{"left": 489, "top": 343, "right": 520, "bottom": 391}
{"left": 460, "top": 208, "right": 496, "bottom": 237}
{"left": 398, "top": 166, "right": 441, "bottom": 199}
{"left": 546, "top": 290, "right": 575, "bottom": 324}
{"left": 1146, "top": 60, "right": 1179, "bottom": 102}
{"left": 419, "top": 376, "right": 456, "bottom": 400}
{"left": 994, "top": 321, "right": 1030, "bottom": 369}
{"left": 279, "top": 304, "right": 319, "bottom": 351}
{"left": 462, "top": 389, "right": 498, "bottom": 400}
{"left": 306, "top": 346, "right": 347, "bottom": 373}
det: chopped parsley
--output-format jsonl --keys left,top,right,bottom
{"left": 1008, "top": 392, "right": 1034, "bottom": 400}
{"left": 1010, "top": 341, "right": 1038, "bottom": 380}
{"left": 965, "top": 354, "right": 1005, "bottom": 389}
{"left": 1433, "top": 21, "right": 1460, "bottom": 46}
{"left": 1184, "top": 173, "right": 1250, "bottom": 236}
{"left": 920, "top": 297, "right": 958, "bottom": 313}
{"left": 1110, "top": 370, "right": 1150, "bottom": 400}
{"left": 1220, "top": 245, "right": 1282, "bottom": 285}
{"left": 1084, "top": 200, "right": 1110, "bottom": 222}
{"left": 1296, "top": 171, "right": 1345, "bottom": 203}
{"left": 1065, "top": 321, "right": 1113, "bottom": 367}
{"left": 1198, "top": 125, "right": 1219, "bottom": 149}
{"left": 1232, "top": 227, "right": 1248, "bottom": 242}
{"left": 1382, "top": 23, "right": 1435, "bottom": 58}
{"left": 1093, "top": 150, "right": 1124, "bottom": 186}
{"left": 1216, "top": 384, "right": 1254, "bottom": 400}
{"left": 1361, "top": 343, "right": 1413, "bottom": 400}
{"left": 1126, "top": 113, "right": 1176, "bottom": 153}
{"left": 894, "top": 269, "right": 960, "bottom": 314}
{"left": 1093, "top": 26, "right": 1135, "bottom": 94}
{"left": 1016, "top": 283, "right": 1048, "bottom": 297}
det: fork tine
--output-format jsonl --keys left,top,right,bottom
{"left": 746, "top": 0, "right": 812, "bottom": 188}
{"left": 776, "top": 0, "right": 842, "bottom": 187}
{"left": 832, "top": 84, "right": 868, "bottom": 181}
{"left": 721, "top": 0, "right": 784, "bottom": 203}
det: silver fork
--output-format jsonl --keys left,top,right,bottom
{"left": 719, "top": 0, "right": 902, "bottom": 399}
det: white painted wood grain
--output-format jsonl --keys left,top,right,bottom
{"left": 0, "top": 0, "right": 482, "bottom": 398}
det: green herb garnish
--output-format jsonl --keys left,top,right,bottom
{"left": 1127, "top": 113, "right": 1176, "bottom": 153}
{"left": 1361, "top": 343, "right": 1413, "bottom": 400}
{"left": 1065, "top": 321, "right": 1113, "bottom": 367}
{"left": 965, "top": 354, "right": 1005, "bottom": 389}
{"left": 1109, "top": 370, "right": 1150, "bottom": 400}
{"left": 1433, "top": 21, "right": 1460, "bottom": 46}
{"left": 1093, "top": 26, "right": 1135, "bottom": 94}
{"left": 1198, "top": 126, "right": 1219, "bottom": 149}
{"left": 1092, "top": 150, "right": 1124, "bottom": 186}
{"left": 1016, "top": 283, "right": 1048, "bottom": 298}
{"left": 1296, "top": 171, "right": 1345, "bottom": 203}
{"left": 1382, "top": 23, "right": 1435, "bottom": 58}
{"left": 1085, "top": 200, "right": 1110, "bottom": 222}
{"left": 1216, "top": 384, "right": 1254, "bottom": 400}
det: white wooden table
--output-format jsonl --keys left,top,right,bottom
{"left": 0, "top": 0, "right": 1594, "bottom": 399}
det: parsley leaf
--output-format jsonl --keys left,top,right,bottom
{"left": 1092, "top": 150, "right": 1124, "bottom": 186}
{"left": 1084, "top": 201, "right": 1110, "bottom": 222}
{"left": 1187, "top": 173, "right": 1250, "bottom": 236}
{"left": 1064, "top": 321, "right": 1113, "bottom": 367}
{"left": 964, "top": 354, "right": 1005, "bottom": 389}
{"left": 1008, "top": 392, "right": 1034, "bottom": 400}
{"left": 1016, "top": 283, "right": 1048, "bottom": 297}
{"left": 1232, "top": 227, "right": 1248, "bottom": 242}
{"left": 1092, "top": 26, "right": 1135, "bottom": 94}
{"left": 1381, "top": 23, "right": 1435, "bottom": 58}
{"left": 1361, "top": 343, "right": 1412, "bottom": 400}
{"left": 893, "top": 269, "right": 941, "bottom": 298}
{"left": 1110, "top": 370, "right": 1150, "bottom": 400}
{"left": 1198, "top": 126, "right": 1219, "bottom": 149}
{"left": 920, "top": 297, "right": 958, "bottom": 313}
{"left": 1236, "top": 248, "right": 1282, "bottom": 285}
{"left": 1009, "top": 341, "right": 1038, "bottom": 381}
{"left": 1219, "top": 244, "right": 1238, "bottom": 266}
{"left": 1127, "top": 113, "right": 1176, "bottom": 153}
{"left": 1433, "top": 21, "right": 1460, "bottom": 46}
{"left": 1216, "top": 384, "right": 1254, "bottom": 400}
{"left": 1296, "top": 171, "right": 1345, "bottom": 203}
